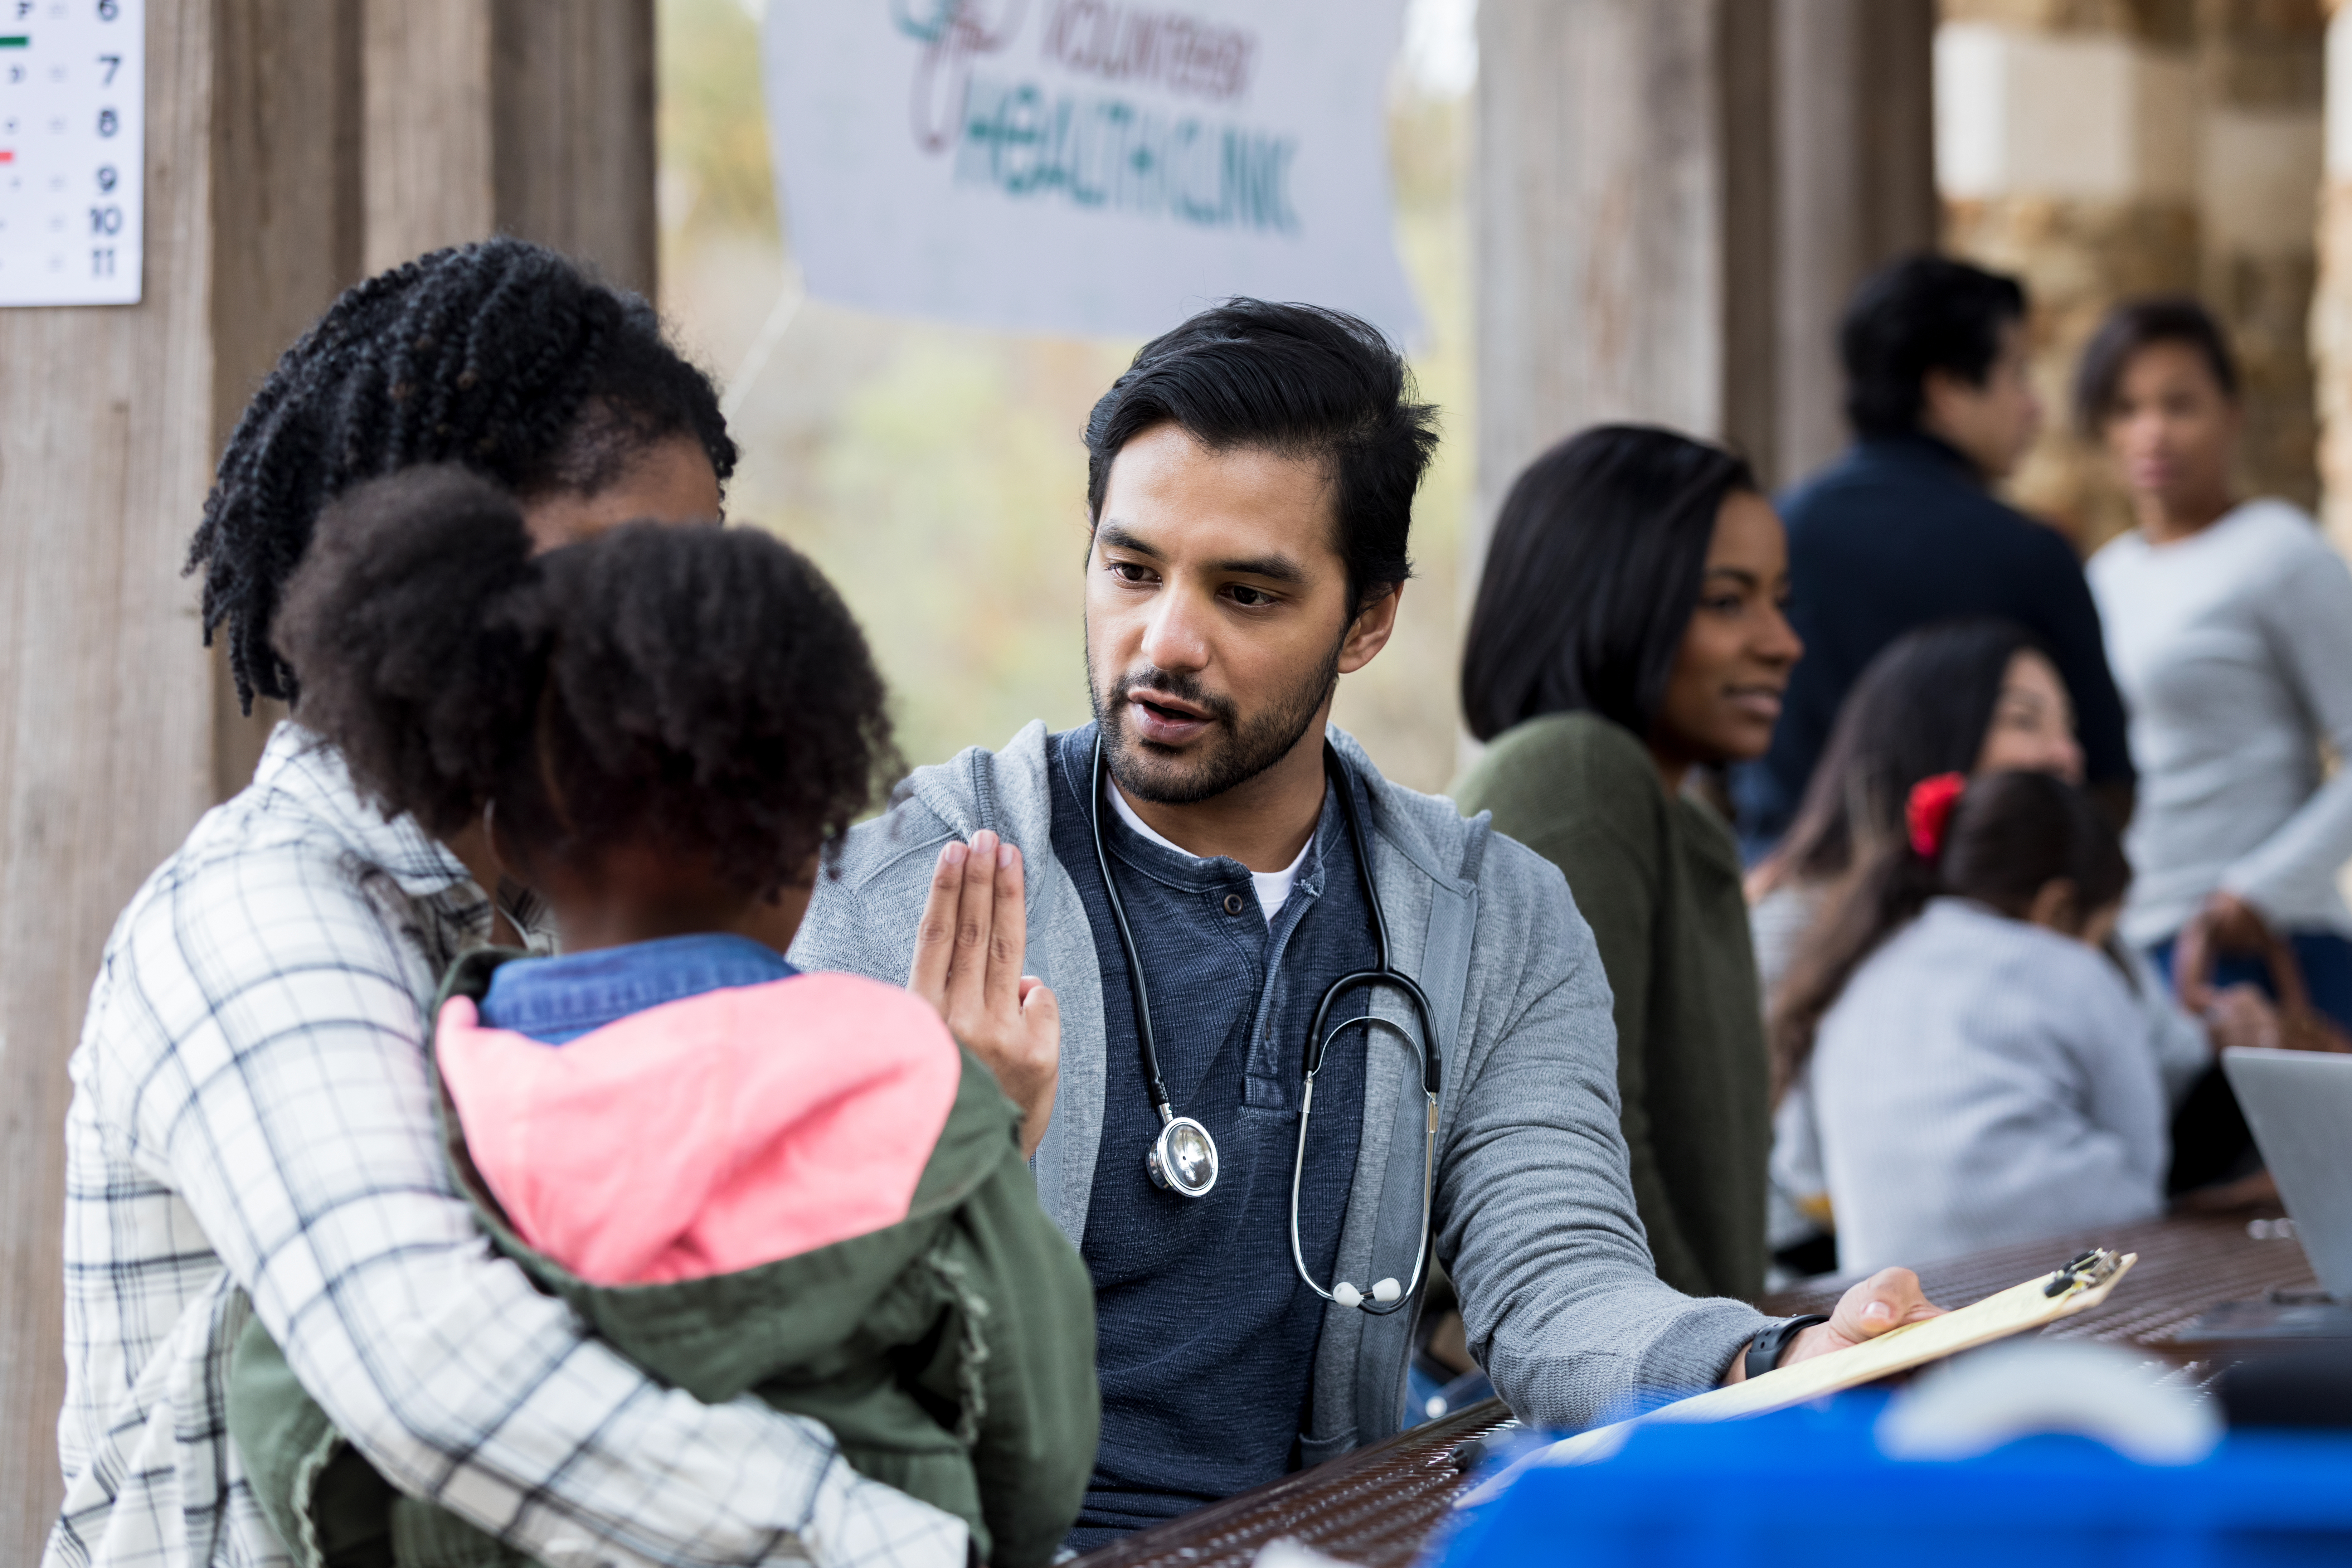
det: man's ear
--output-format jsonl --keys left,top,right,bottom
{"left": 1338, "top": 582, "right": 1404, "bottom": 675}
{"left": 1920, "top": 366, "right": 1967, "bottom": 425}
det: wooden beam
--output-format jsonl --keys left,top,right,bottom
{"left": 1773, "top": 0, "right": 1936, "bottom": 487}
{"left": 1472, "top": 0, "right": 1934, "bottom": 587}
{"left": 362, "top": 0, "right": 495, "bottom": 273}
{"left": 362, "top": 0, "right": 656, "bottom": 292}
{"left": 0, "top": 2, "right": 223, "bottom": 1551}
{"left": 494, "top": 0, "right": 659, "bottom": 296}
{"left": 0, "top": 1, "right": 651, "bottom": 1552}
{"left": 1475, "top": 0, "right": 1744, "bottom": 490}
{"left": 210, "top": 0, "right": 363, "bottom": 796}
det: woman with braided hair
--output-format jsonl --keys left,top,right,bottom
{"left": 191, "top": 237, "right": 733, "bottom": 714}
{"left": 52, "top": 242, "right": 970, "bottom": 1568}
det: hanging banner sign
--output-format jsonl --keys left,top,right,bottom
{"left": 762, "top": 0, "right": 1420, "bottom": 344}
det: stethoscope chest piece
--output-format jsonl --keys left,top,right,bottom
{"left": 1147, "top": 1113, "right": 1220, "bottom": 1198}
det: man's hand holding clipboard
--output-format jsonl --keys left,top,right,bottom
{"left": 1463, "top": 1249, "right": 2138, "bottom": 1505}
{"left": 1721, "top": 1265, "right": 1950, "bottom": 1387}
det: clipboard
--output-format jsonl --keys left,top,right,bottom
{"left": 1461, "top": 1248, "right": 2137, "bottom": 1504}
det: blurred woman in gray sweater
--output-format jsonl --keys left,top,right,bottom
{"left": 2080, "top": 298, "right": 2352, "bottom": 1031}
{"left": 1773, "top": 770, "right": 2164, "bottom": 1271}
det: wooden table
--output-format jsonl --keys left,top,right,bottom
{"left": 1068, "top": 1208, "right": 2319, "bottom": 1568}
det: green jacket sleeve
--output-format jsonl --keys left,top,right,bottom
{"left": 229, "top": 1302, "right": 526, "bottom": 1568}
{"left": 928, "top": 1149, "right": 1100, "bottom": 1568}
{"left": 1535, "top": 815, "right": 1713, "bottom": 1295}
{"left": 1455, "top": 717, "right": 1708, "bottom": 1295}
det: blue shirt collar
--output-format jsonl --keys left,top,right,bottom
{"left": 477, "top": 932, "right": 798, "bottom": 1045}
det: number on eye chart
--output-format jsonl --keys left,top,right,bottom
{"left": 0, "top": 0, "right": 141, "bottom": 303}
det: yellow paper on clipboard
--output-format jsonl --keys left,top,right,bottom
{"left": 1460, "top": 1247, "right": 2137, "bottom": 1504}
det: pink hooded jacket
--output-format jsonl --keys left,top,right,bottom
{"left": 435, "top": 972, "right": 964, "bottom": 1286}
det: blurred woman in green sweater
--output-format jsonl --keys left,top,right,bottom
{"left": 1452, "top": 426, "right": 1801, "bottom": 1300}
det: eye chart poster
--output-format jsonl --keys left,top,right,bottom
{"left": 763, "top": 0, "right": 1420, "bottom": 344}
{"left": 0, "top": 0, "right": 142, "bottom": 306}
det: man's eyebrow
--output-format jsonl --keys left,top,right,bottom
{"left": 1217, "top": 553, "right": 1306, "bottom": 584}
{"left": 1095, "top": 523, "right": 1162, "bottom": 559}
{"left": 1096, "top": 523, "right": 1308, "bottom": 585}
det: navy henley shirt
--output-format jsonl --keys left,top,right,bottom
{"left": 1046, "top": 725, "right": 1374, "bottom": 1550}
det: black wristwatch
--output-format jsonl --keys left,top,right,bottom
{"left": 1744, "top": 1314, "right": 1829, "bottom": 1381}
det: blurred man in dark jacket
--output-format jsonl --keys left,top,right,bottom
{"left": 1735, "top": 254, "right": 2134, "bottom": 850}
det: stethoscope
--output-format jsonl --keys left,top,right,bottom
{"left": 1088, "top": 732, "right": 1443, "bottom": 1315}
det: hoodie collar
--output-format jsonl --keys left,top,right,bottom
{"left": 253, "top": 724, "right": 551, "bottom": 945}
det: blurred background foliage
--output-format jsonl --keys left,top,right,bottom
{"left": 656, "top": 0, "right": 1474, "bottom": 791}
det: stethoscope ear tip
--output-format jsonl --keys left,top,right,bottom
{"left": 1329, "top": 1277, "right": 1404, "bottom": 1311}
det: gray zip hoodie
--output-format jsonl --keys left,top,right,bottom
{"left": 788, "top": 722, "right": 1767, "bottom": 1458}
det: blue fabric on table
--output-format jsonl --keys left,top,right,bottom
{"left": 1443, "top": 1393, "right": 2352, "bottom": 1568}
{"left": 1046, "top": 724, "right": 1374, "bottom": 1552}
{"left": 476, "top": 932, "right": 797, "bottom": 1045}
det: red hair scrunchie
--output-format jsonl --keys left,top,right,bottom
{"left": 1906, "top": 772, "right": 1967, "bottom": 860}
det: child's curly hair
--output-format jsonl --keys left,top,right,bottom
{"left": 275, "top": 466, "right": 896, "bottom": 897}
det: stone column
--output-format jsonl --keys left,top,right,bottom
{"left": 0, "top": 5, "right": 655, "bottom": 1552}
{"left": 2316, "top": 0, "right": 2352, "bottom": 548}
{"left": 1939, "top": 1, "right": 2323, "bottom": 550}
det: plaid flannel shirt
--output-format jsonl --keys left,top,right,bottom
{"left": 48, "top": 725, "right": 967, "bottom": 1568}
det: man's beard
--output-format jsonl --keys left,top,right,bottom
{"left": 1088, "top": 631, "right": 1344, "bottom": 807}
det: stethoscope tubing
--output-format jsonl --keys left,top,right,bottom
{"left": 1090, "top": 728, "right": 1444, "bottom": 1313}
{"left": 1090, "top": 732, "right": 1179, "bottom": 1125}
{"left": 1290, "top": 1011, "right": 1440, "bottom": 1315}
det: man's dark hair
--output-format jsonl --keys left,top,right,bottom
{"left": 1769, "top": 618, "right": 2048, "bottom": 886}
{"left": 1460, "top": 424, "right": 1755, "bottom": 743}
{"left": 1840, "top": 253, "right": 2028, "bottom": 439}
{"left": 189, "top": 238, "right": 738, "bottom": 714}
{"left": 2073, "top": 295, "right": 2241, "bottom": 436}
{"left": 1082, "top": 298, "right": 1438, "bottom": 613}
{"left": 274, "top": 467, "right": 895, "bottom": 895}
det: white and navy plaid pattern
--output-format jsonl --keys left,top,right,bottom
{"left": 48, "top": 725, "right": 966, "bottom": 1568}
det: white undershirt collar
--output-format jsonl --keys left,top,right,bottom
{"left": 1104, "top": 776, "right": 1314, "bottom": 923}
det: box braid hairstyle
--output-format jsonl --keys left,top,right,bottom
{"left": 274, "top": 466, "right": 896, "bottom": 895}
{"left": 189, "top": 238, "right": 737, "bottom": 714}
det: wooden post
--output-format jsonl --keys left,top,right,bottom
{"left": 0, "top": 3, "right": 651, "bottom": 1553}
{"left": 366, "top": 0, "right": 656, "bottom": 293}
{"left": 493, "top": 0, "right": 659, "bottom": 296}
{"left": 1473, "top": 0, "right": 1938, "bottom": 547}
{"left": 210, "top": 0, "right": 364, "bottom": 797}
{"left": 0, "top": 2, "right": 239, "bottom": 1548}
{"left": 1773, "top": 0, "right": 1937, "bottom": 487}
{"left": 362, "top": 0, "right": 495, "bottom": 272}
{"left": 1474, "top": 0, "right": 1767, "bottom": 511}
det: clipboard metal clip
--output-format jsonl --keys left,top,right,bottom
{"left": 2042, "top": 1248, "right": 2125, "bottom": 1299}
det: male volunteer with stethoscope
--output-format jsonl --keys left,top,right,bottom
{"left": 790, "top": 300, "right": 1942, "bottom": 1551}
